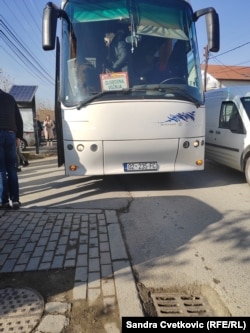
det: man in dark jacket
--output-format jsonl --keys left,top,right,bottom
{"left": 0, "top": 89, "right": 23, "bottom": 209}
{"left": 104, "top": 30, "right": 134, "bottom": 83}
{"left": 35, "top": 115, "right": 43, "bottom": 146}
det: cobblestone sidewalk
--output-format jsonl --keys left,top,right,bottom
{"left": 0, "top": 208, "right": 143, "bottom": 332}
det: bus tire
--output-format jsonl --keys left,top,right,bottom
{"left": 245, "top": 157, "right": 250, "bottom": 185}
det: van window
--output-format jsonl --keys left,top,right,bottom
{"left": 219, "top": 101, "right": 244, "bottom": 133}
{"left": 219, "top": 102, "right": 234, "bottom": 129}
{"left": 241, "top": 97, "right": 250, "bottom": 120}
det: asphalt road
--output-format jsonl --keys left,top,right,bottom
{"left": 18, "top": 151, "right": 250, "bottom": 317}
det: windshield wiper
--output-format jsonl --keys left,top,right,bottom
{"left": 76, "top": 85, "right": 201, "bottom": 109}
{"left": 132, "top": 84, "right": 201, "bottom": 107}
{"left": 77, "top": 90, "right": 130, "bottom": 109}
{"left": 168, "top": 87, "right": 201, "bottom": 108}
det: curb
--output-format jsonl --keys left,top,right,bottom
{"left": 23, "top": 151, "right": 56, "bottom": 159}
{"left": 22, "top": 145, "right": 57, "bottom": 160}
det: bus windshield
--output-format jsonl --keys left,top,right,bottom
{"left": 61, "top": 0, "right": 203, "bottom": 106}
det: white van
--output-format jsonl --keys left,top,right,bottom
{"left": 205, "top": 86, "right": 250, "bottom": 185}
{"left": 20, "top": 108, "right": 36, "bottom": 150}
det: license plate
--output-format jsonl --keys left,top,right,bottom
{"left": 124, "top": 162, "right": 158, "bottom": 172}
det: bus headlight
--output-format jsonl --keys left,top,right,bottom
{"left": 183, "top": 140, "right": 203, "bottom": 149}
{"left": 77, "top": 144, "right": 84, "bottom": 152}
{"left": 193, "top": 140, "right": 199, "bottom": 147}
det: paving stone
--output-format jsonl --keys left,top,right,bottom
{"left": 36, "top": 314, "right": 69, "bottom": 333}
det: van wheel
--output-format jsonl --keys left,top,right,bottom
{"left": 245, "top": 157, "right": 250, "bottom": 185}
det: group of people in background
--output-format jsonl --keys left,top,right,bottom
{"left": 43, "top": 114, "right": 55, "bottom": 146}
{"left": 35, "top": 114, "right": 55, "bottom": 147}
{"left": 35, "top": 115, "right": 55, "bottom": 146}
{"left": 16, "top": 114, "right": 55, "bottom": 173}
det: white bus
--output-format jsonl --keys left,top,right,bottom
{"left": 42, "top": 0, "right": 219, "bottom": 176}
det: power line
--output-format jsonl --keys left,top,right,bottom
{"left": 209, "top": 41, "right": 250, "bottom": 61}
{"left": 0, "top": 30, "right": 53, "bottom": 84}
{"left": 0, "top": 15, "right": 54, "bottom": 85}
{"left": 1, "top": 0, "right": 56, "bottom": 87}
{"left": 23, "top": 0, "right": 42, "bottom": 34}
{"left": 2, "top": 0, "right": 41, "bottom": 56}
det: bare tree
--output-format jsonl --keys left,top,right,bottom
{"left": 0, "top": 68, "right": 13, "bottom": 92}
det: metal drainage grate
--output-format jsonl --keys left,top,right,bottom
{"left": 0, "top": 287, "right": 44, "bottom": 333}
{"left": 151, "top": 293, "right": 213, "bottom": 317}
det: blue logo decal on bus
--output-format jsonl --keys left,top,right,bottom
{"left": 160, "top": 111, "right": 196, "bottom": 124}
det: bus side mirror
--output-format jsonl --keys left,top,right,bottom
{"left": 194, "top": 7, "right": 220, "bottom": 53}
{"left": 206, "top": 11, "right": 220, "bottom": 52}
{"left": 42, "top": 2, "right": 59, "bottom": 50}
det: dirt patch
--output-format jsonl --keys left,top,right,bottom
{"left": 0, "top": 269, "right": 120, "bottom": 333}
{"left": 137, "top": 282, "right": 157, "bottom": 316}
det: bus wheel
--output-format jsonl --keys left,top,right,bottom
{"left": 245, "top": 157, "right": 250, "bottom": 185}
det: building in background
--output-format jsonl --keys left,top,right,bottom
{"left": 201, "top": 64, "right": 250, "bottom": 90}
{"left": 9, "top": 85, "right": 38, "bottom": 150}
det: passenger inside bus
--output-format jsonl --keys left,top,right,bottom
{"left": 155, "top": 40, "right": 187, "bottom": 84}
{"left": 103, "top": 29, "right": 135, "bottom": 84}
{"left": 103, "top": 30, "right": 131, "bottom": 72}
{"left": 136, "top": 39, "right": 188, "bottom": 84}
{"left": 166, "top": 40, "right": 188, "bottom": 80}
{"left": 76, "top": 57, "right": 100, "bottom": 96}
{"left": 139, "top": 53, "right": 156, "bottom": 83}
{"left": 152, "top": 38, "right": 173, "bottom": 82}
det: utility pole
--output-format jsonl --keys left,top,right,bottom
{"left": 203, "top": 45, "right": 209, "bottom": 92}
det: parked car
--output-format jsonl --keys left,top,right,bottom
{"left": 20, "top": 132, "right": 36, "bottom": 150}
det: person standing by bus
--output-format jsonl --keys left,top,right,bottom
{"left": 0, "top": 88, "right": 23, "bottom": 210}
{"left": 43, "top": 115, "right": 54, "bottom": 146}
{"left": 35, "top": 115, "right": 43, "bottom": 146}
